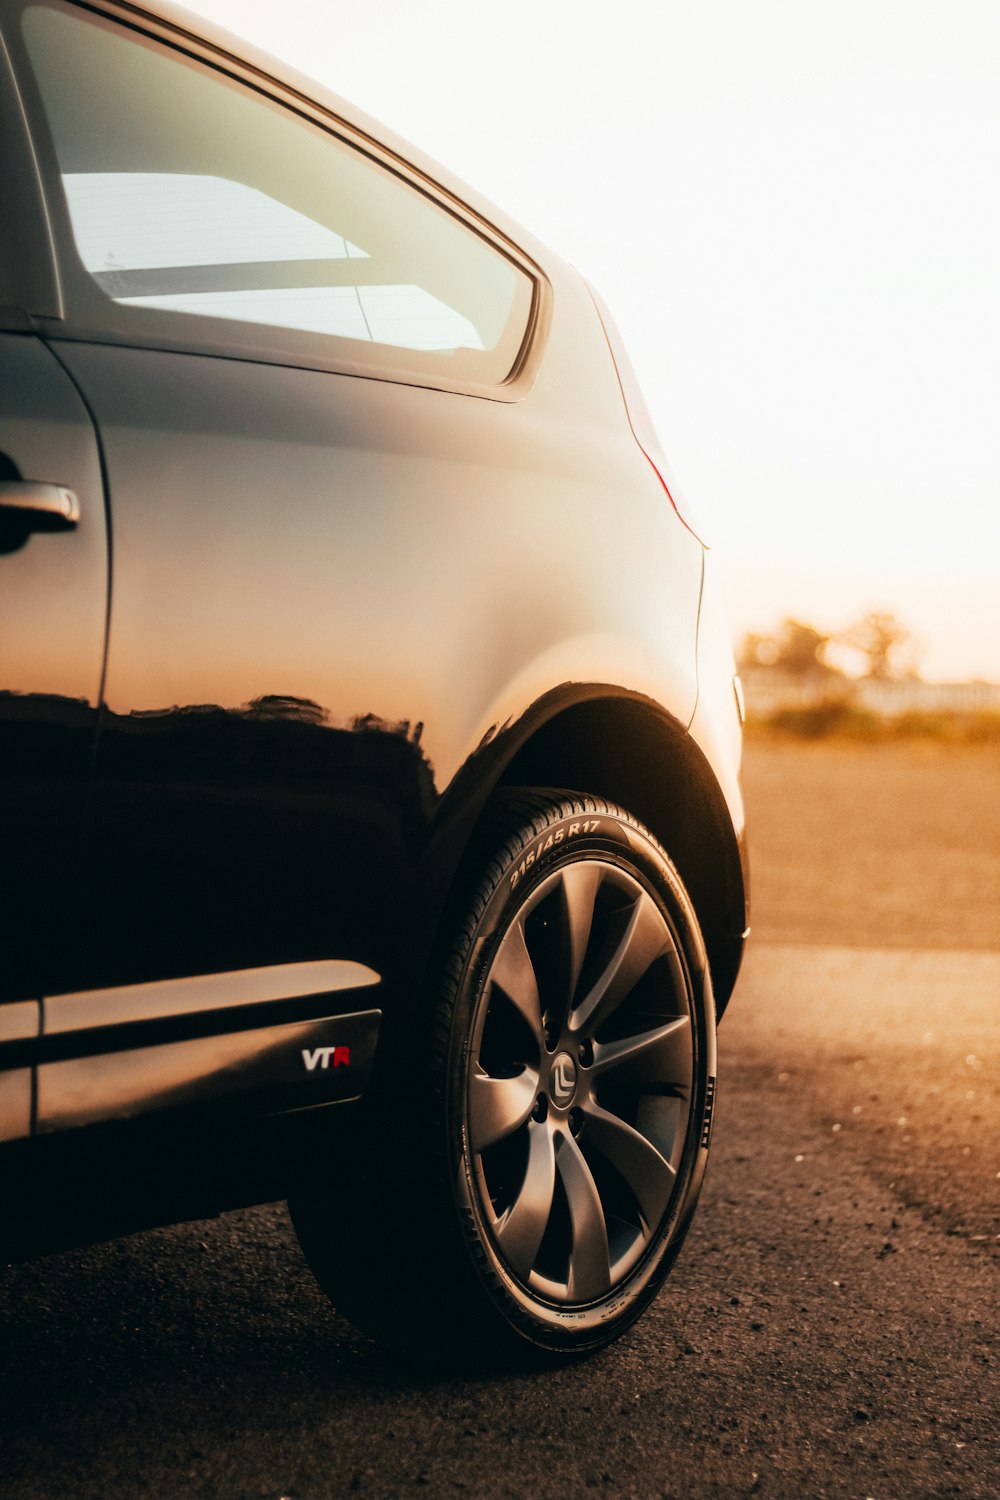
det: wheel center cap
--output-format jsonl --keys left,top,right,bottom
{"left": 550, "top": 1051, "right": 578, "bottom": 1107}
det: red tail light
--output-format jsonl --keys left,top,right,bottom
{"left": 587, "top": 283, "right": 708, "bottom": 545}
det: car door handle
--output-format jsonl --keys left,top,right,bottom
{"left": 0, "top": 480, "right": 80, "bottom": 526}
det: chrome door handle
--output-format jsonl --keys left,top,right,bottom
{"left": 0, "top": 480, "right": 79, "bottom": 525}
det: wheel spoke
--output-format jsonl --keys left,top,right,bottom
{"left": 592, "top": 1015, "right": 692, "bottom": 1087}
{"left": 557, "top": 861, "right": 603, "bottom": 1013}
{"left": 495, "top": 1119, "right": 557, "bottom": 1277}
{"left": 557, "top": 1132, "right": 612, "bottom": 1301}
{"left": 571, "top": 892, "right": 668, "bottom": 1036}
{"left": 489, "top": 917, "right": 543, "bottom": 1037}
{"left": 580, "top": 1099, "right": 677, "bottom": 1228}
{"left": 468, "top": 1065, "right": 538, "bottom": 1150}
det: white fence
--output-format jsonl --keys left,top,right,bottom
{"left": 741, "top": 668, "right": 1000, "bottom": 718}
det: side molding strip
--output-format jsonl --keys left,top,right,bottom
{"left": 0, "top": 1002, "right": 41, "bottom": 1143}
{"left": 37, "top": 1007, "right": 381, "bottom": 1132}
{"left": 45, "top": 959, "right": 380, "bottom": 1035}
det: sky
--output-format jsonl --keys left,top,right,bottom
{"left": 190, "top": 0, "right": 1000, "bottom": 682}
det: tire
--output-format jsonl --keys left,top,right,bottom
{"left": 290, "top": 790, "right": 717, "bottom": 1365}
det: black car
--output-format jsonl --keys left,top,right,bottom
{"left": 0, "top": 0, "right": 748, "bottom": 1362}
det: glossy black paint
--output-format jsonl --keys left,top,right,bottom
{"left": 0, "top": 0, "right": 747, "bottom": 1256}
{"left": 0, "top": 334, "right": 108, "bottom": 1004}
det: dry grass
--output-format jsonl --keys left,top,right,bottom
{"left": 746, "top": 706, "right": 1000, "bottom": 743}
{"left": 743, "top": 738, "right": 1000, "bottom": 950}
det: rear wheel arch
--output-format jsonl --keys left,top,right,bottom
{"left": 489, "top": 694, "right": 746, "bottom": 1015}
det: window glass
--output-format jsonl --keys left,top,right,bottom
{"left": 22, "top": 3, "right": 533, "bottom": 382}
{"left": 63, "top": 173, "right": 369, "bottom": 270}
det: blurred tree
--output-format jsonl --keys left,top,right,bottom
{"left": 838, "top": 611, "right": 913, "bottom": 679}
{"left": 737, "top": 631, "right": 778, "bottom": 668}
{"left": 739, "top": 618, "right": 835, "bottom": 677}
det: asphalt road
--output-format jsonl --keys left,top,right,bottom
{"left": 2, "top": 941, "right": 996, "bottom": 1499}
{"left": 2, "top": 742, "right": 998, "bottom": 1497}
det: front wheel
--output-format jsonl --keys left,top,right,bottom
{"left": 292, "top": 791, "right": 717, "bottom": 1364}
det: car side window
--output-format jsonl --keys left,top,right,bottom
{"left": 20, "top": 1, "right": 534, "bottom": 388}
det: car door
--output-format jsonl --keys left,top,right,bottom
{"left": 0, "top": 30, "right": 108, "bottom": 1139}
{"left": 2, "top": 0, "right": 540, "bottom": 1114}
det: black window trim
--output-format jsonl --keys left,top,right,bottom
{"left": 7, "top": 0, "right": 551, "bottom": 402}
{"left": 0, "top": 23, "right": 61, "bottom": 324}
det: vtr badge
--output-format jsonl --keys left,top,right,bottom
{"left": 301, "top": 1045, "right": 352, "bottom": 1072}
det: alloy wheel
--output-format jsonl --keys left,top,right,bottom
{"left": 466, "top": 857, "right": 696, "bottom": 1305}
